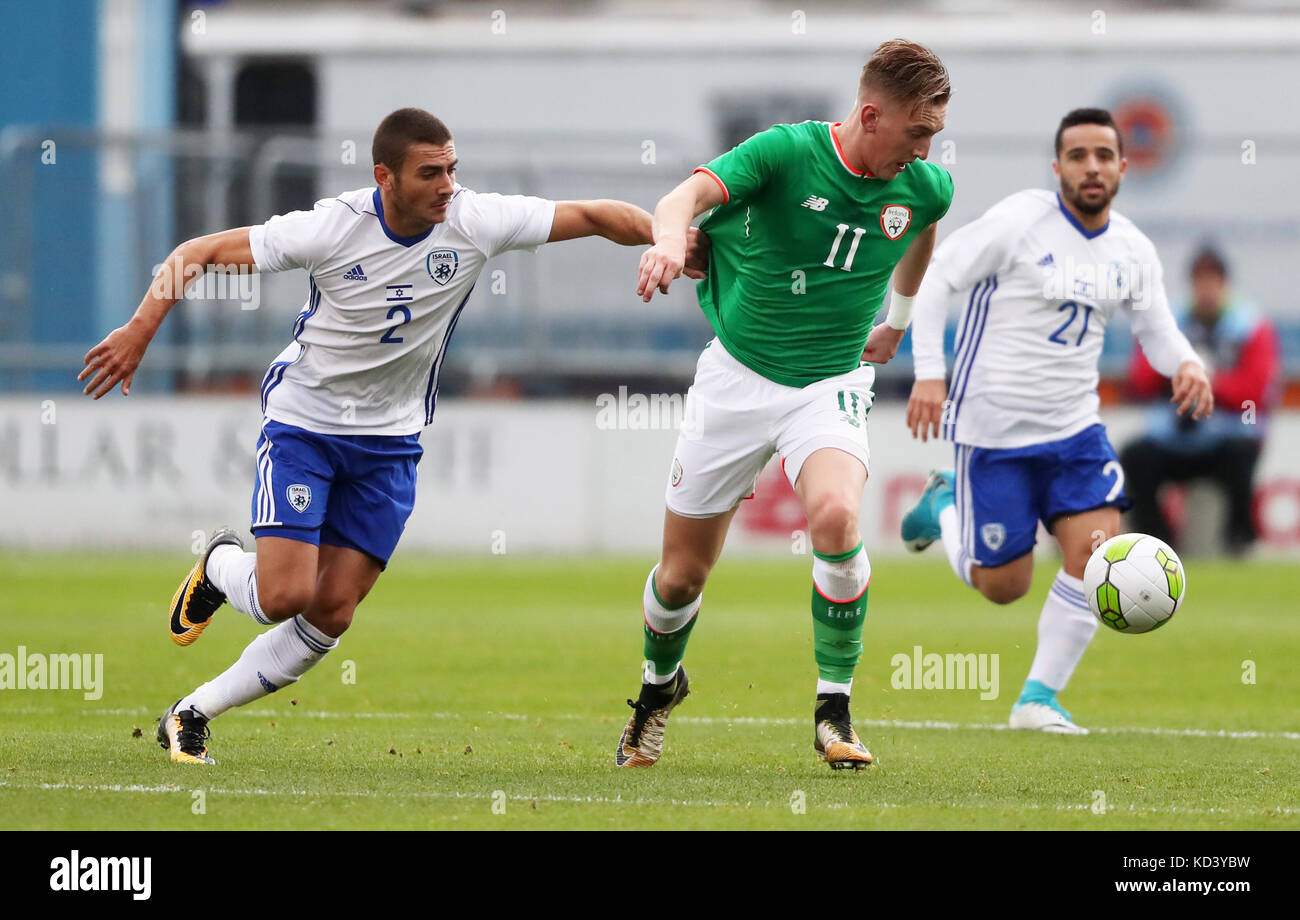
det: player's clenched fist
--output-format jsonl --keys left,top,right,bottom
{"left": 906, "top": 378, "right": 948, "bottom": 442}
{"left": 861, "top": 323, "right": 905, "bottom": 366}
{"left": 637, "top": 237, "right": 686, "bottom": 302}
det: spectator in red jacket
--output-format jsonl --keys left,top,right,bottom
{"left": 1120, "top": 246, "right": 1280, "bottom": 554}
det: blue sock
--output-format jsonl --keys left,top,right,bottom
{"left": 1015, "top": 678, "right": 1071, "bottom": 719}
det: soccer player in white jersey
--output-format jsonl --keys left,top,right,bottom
{"left": 900, "top": 108, "right": 1214, "bottom": 733}
{"left": 79, "top": 108, "right": 703, "bottom": 764}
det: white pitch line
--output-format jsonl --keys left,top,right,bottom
{"left": 10, "top": 705, "right": 1300, "bottom": 742}
{"left": 0, "top": 780, "right": 754, "bottom": 810}
{"left": 1, "top": 780, "right": 1294, "bottom": 819}
{"left": 858, "top": 717, "right": 1300, "bottom": 742}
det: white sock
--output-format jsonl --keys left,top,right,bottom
{"left": 206, "top": 544, "right": 273, "bottom": 625}
{"left": 816, "top": 678, "right": 853, "bottom": 695}
{"left": 179, "top": 615, "right": 337, "bottom": 720}
{"left": 812, "top": 545, "right": 871, "bottom": 603}
{"left": 643, "top": 665, "right": 678, "bottom": 685}
{"left": 939, "top": 505, "right": 973, "bottom": 587}
{"left": 641, "top": 566, "right": 700, "bottom": 684}
{"left": 1025, "top": 570, "right": 1098, "bottom": 692}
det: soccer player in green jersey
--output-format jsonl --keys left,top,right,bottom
{"left": 614, "top": 40, "right": 954, "bottom": 769}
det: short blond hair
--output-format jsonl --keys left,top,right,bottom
{"left": 859, "top": 39, "right": 951, "bottom": 112}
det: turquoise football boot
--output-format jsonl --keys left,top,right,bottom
{"left": 1010, "top": 679, "right": 1088, "bottom": 734}
{"left": 900, "top": 469, "right": 954, "bottom": 552}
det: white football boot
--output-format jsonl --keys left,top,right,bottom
{"left": 1009, "top": 701, "right": 1089, "bottom": 735}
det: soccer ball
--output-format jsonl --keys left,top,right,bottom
{"left": 1083, "top": 533, "right": 1186, "bottom": 634}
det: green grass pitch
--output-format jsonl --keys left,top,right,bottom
{"left": 1, "top": 553, "right": 1296, "bottom": 830}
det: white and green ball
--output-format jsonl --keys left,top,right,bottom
{"left": 1084, "top": 533, "right": 1186, "bottom": 634}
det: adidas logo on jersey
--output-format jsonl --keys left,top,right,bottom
{"left": 801, "top": 196, "right": 829, "bottom": 211}
{"left": 1036, "top": 253, "right": 1055, "bottom": 267}
{"left": 342, "top": 263, "right": 368, "bottom": 281}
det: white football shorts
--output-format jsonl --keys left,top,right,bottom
{"left": 664, "top": 338, "right": 874, "bottom": 518}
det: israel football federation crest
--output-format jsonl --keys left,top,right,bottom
{"left": 286, "top": 484, "right": 312, "bottom": 513}
{"left": 880, "top": 204, "right": 912, "bottom": 241}
{"left": 981, "top": 522, "right": 1006, "bottom": 552}
{"left": 426, "top": 249, "right": 459, "bottom": 286}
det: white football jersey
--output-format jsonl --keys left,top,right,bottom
{"left": 249, "top": 185, "right": 555, "bottom": 435}
{"left": 911, "top": 189, "right": 1200, "bottom": 449}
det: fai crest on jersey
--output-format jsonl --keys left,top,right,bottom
{"left": 286, "top": 484, "right": 312, "bottom": 513}
{"left": 981, "top": 522, "right": 1006, "bottom": 552}
{"left": 426, "top": 249, "right": 459, "bottom": 286}
{"left": 880, "top": 205, "right": 912, "bottom": 241}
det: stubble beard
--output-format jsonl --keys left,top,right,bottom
{"left": 1062, "top": 175, "right": 1119, "bottom": 216}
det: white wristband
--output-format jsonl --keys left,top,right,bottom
{"left": 885, "top": 292, "right": 915, "bottom": 331}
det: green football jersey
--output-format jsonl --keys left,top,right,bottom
{"left": 694, "top": 120, "right": 954, "bottom": 387}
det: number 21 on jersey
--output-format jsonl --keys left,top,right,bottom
{"left": 1048, "top": 300, "right": 1094, "bottom": 347}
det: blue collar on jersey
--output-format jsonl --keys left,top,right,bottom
{"left": 372, "top": 188, "right": 436, "bottom": 247}
{"left": 1056, "top": 192, "right": 1109, "bottom": 239}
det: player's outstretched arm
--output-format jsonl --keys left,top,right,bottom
{"left": 79, "top": 227, "right": 255, "bottom": 399}
{"left": 548, "top": 200, "right": 653, "bottom": 246}
{"left": 547, "top": 200, "right": 710, "bottom": 281}
{"left": 637, "top": 172, "right": 726, "bottom": 303}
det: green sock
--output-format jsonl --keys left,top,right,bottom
{"left": 641, "top": 568, "right": 700, "bottom": 680}
{"left": 643, "top": 617, "right": 697, "bottom": 680}
{"left": 810, "top": 546, "right": 869, "bottom": 684}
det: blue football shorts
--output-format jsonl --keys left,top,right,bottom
{"left": 953, "top": 423, "right": 1131, "bottom": 567}
{"left": 249, "top": 419, "right": 422, "bottom": 567}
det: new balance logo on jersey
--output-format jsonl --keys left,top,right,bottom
{"left": 1036, "top": 253, "right": 1055, "bottom": 267}
{"left": 801, "top": 196, "right": 829, "bottom": 211}
{"left": 342, "top": 263, "right": 367, "bottom": 281}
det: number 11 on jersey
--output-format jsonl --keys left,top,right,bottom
{"left": 824, "top": 223, "right": 867, "bottom": 272}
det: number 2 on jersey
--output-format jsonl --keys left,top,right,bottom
{"left": 380, "top": 305, "right": 412, "bottom": 344}
{"left": 1048, "top": 300, "right": 1094, "bottom": 347}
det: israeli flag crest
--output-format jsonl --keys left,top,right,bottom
{"left": 981, "top": 522, "right": 1006, "bottom": 552}
{"left": 426, "top": 249, "right": 459, "bottom": 286}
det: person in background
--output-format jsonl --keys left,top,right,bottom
{"left": 1121, "top": 245, "right": 1281, "bottom": 555}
